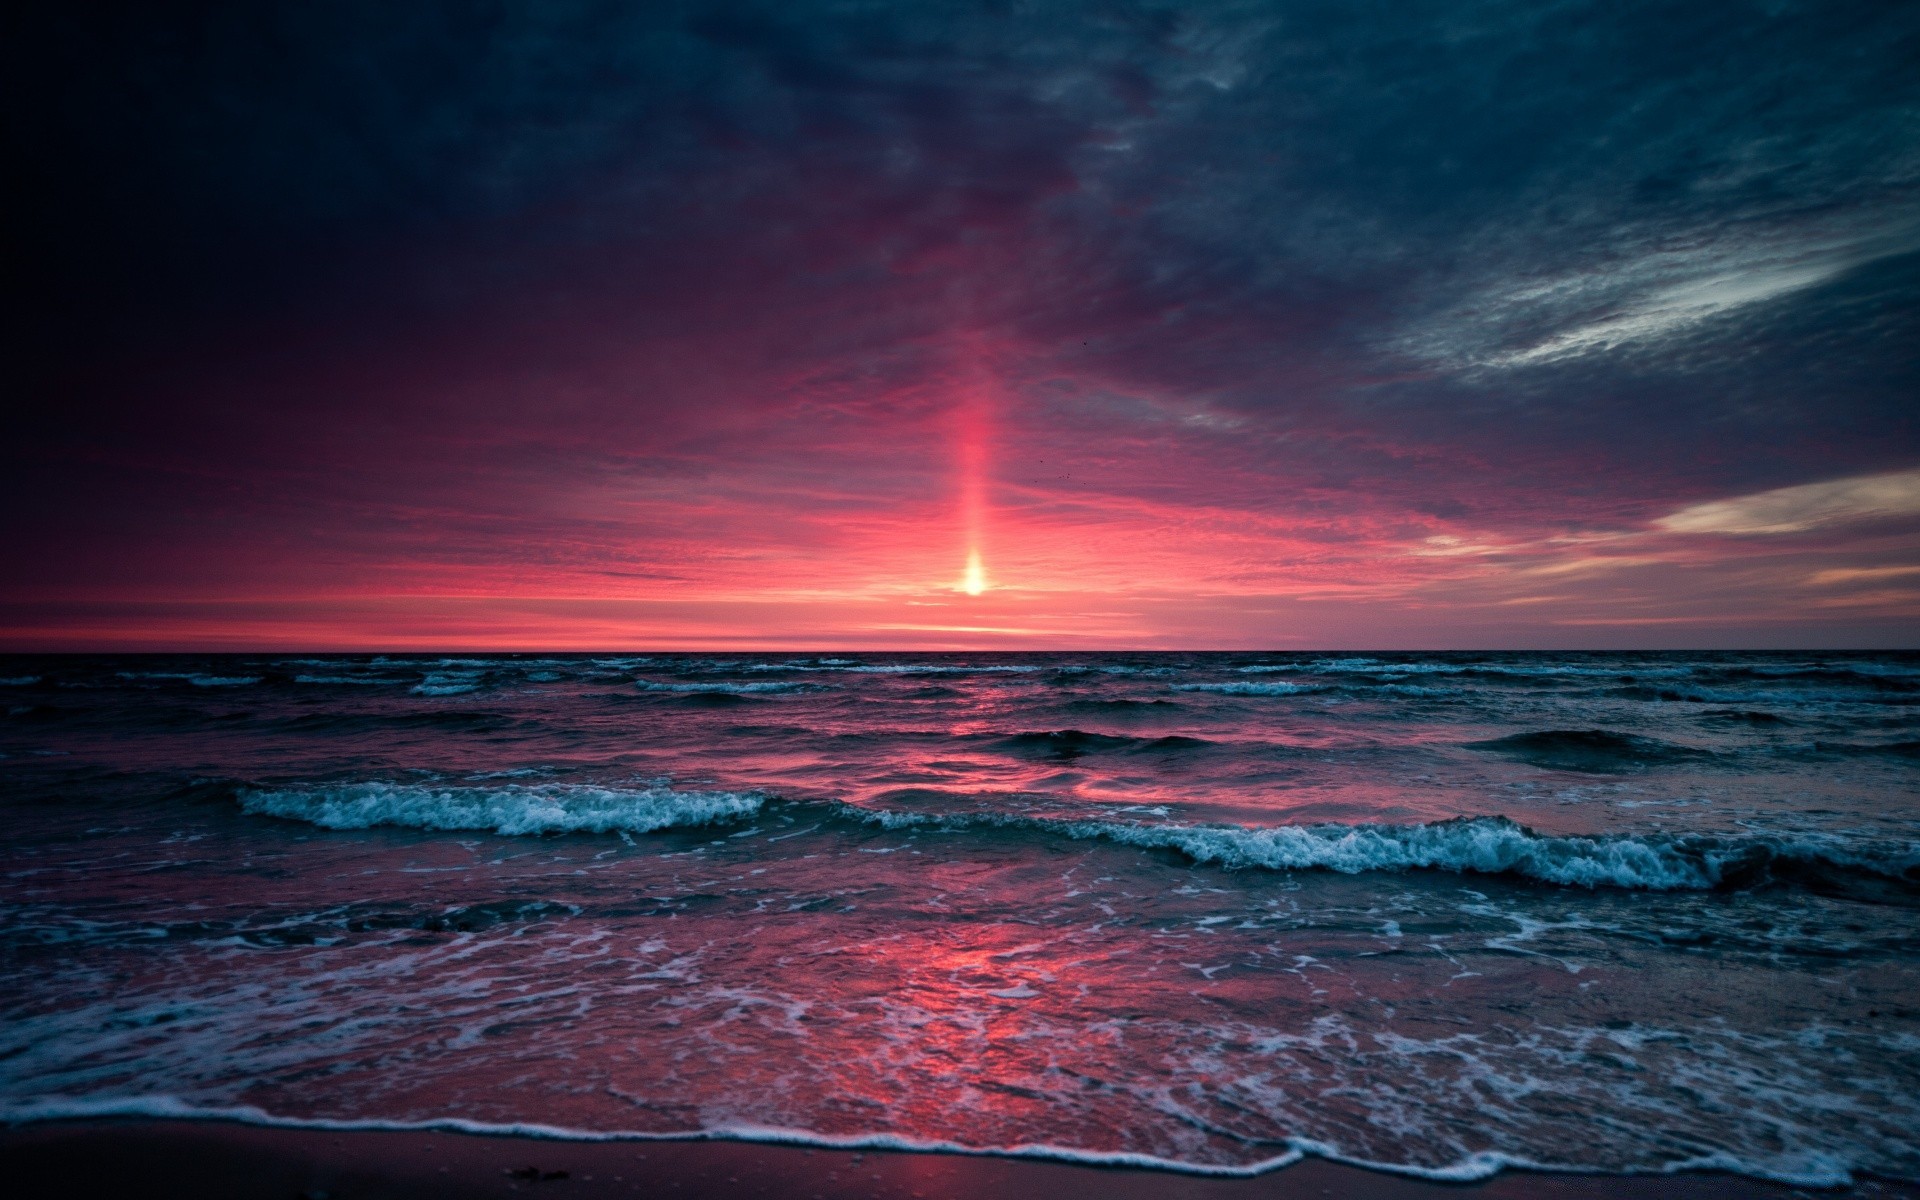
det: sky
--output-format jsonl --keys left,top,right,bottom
{"left": 4, "top": 0, "right": 1918, "bottom": 650}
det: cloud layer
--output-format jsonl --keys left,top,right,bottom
{"left": 3, "top": 0, "right": 1917, "bottom": 647}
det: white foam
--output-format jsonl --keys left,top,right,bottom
{"left": 114, "top": 671, "right": 261, "bottom": 687}
{"left": 1099, "top": 818, "right": 1920, "bottom": 890}
{"left": 411, "top": 672, "right": 482, "bottom": 696}
{"left": 847, "top": 808, "right": 1915, "bottom": 892}
{"left": 232, "top": 784, "right": 1914, "bottom": 892}
{"left": 238, "top": 782, "right": 763, "bottom": 836}
{"left": 841, "top": 664, "right": 1041, "bottom": 674}
{"left": 0, "top": 675, "right": 41, "bottom": 686}
{"left": 0, "top": 1096, "right": 1859, "bottom": 1187}
{"left": 1173, "top": 681, "right": 1321, "bottom": 696}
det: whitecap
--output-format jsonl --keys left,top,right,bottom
{"left": 411, "top": 672, "right": 482, "bottom": 696}
{"left": 238, "top": 781, "right": 764, "bottom": 836}
{"left": 1173, "top": 681, "right": 1321, "bottom": 696}
{"left": 847, "top": 807, "right": 1918, "bottom": 892}
{"left": 842, "top": 664, "right": 1042, "bottom": 674}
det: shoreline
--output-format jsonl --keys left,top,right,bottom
{"left": 4, "top": 1120, "right": 1916, "bottom": 1200}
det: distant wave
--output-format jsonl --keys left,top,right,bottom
{"left": 635, "top": 680, "right": 819, "bottom": 695}
{"left": 996, "top": 729, "right": 1212, "bottom": 758}
{"left": 236, "top": 784, "right": 1916, "bottom": 894}
{"left": 1468, "top": 729, "right": 1713, "bottom": 772}
{"left": 732, "top": 662, "right": 1042, "bottom": 676}
{"left": 1059, "top": 697, "right": 1182, "bottom": 712}
{"left": 1697, "top": 708, "right": 1787, "bottom": 724}
{"left": 1806, "top": 740, "right": 1920, "bottom": 760}
{"left": 239, "top": 781, "right": 764, "bottom": 836}
{"left": 115, "top": 671, "right": 263, "bottom": 688}
{"left": 840, "top": 664, "right": 1042, "bottom": 675}
{"left": 277, "top": 709, "right": 519, "bottom": 732}
{"left": 1700, "top": 665, "right": 1920, "bottom": 692}
{"left": 1173, "top": 681, "right": 1323, "bottom": 696}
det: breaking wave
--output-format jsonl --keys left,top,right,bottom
{"left": 848, "top": 810, "right": 1917, "bottom": 893}
{"left": 236, "top": 783, "right": 1917, "bottom": 894}
{"left": 238, "top": 782, "right": 764, "bottom": 836}
{"left": 1174, "top": 681, "right": 1323, "bottom": 696}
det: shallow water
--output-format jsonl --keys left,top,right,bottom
{"left": 2, "top": 652, "right": 1917, "bottom": 1183}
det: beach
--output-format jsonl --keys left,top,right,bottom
{"left": 9, "top": 1120, "right": 1917, "bottom": 1200}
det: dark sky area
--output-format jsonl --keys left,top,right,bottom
{"left": 5, "top": 1, "right": 1917, "bottom": 648}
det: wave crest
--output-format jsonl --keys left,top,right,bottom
{"left": 1089, "top": 816, "right": 1740, "bottom": 890}
{"left": 232, "top": 784, "right": 1916, "bottom": 894}
{"left": 856, "top": 810, "right": 1917, "bottom": 893}
{"left": 1173, "top": 681, "right": 1321, "bottom": 696}
{"left": 238, "top": 782, "right": 764, "bottom": 836}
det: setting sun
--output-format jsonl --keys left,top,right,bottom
{"left": 961, "top": 550, "right": 986, "bottom": 595}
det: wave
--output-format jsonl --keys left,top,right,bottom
{"left": 1059, "top": 697, "right": 1182, "bottom": 712}
{"left": 277, "top": 709, "right": 519, "bottom": 732}
{"left": 1173, "top": 681, "right": 1323, "bottom": 696}
{"left": 636, "top": 680, "right": 818, "bottom": 695}
{"left": 0, "top": 1094, "right": 1868, "bottom": 1187}
{"left": 1806, "top": 740, "right": 1920, "bottom": 760}
{"left": 1468, "top": 730, "right": 1712, "bottom": 772}
{"left": 1699, "top": 666, "right": 1920, "bottom": 693}
{"left": 238, "top": 781, "right": 764, "bottom": 836}
{"left": 722, "top": 662, "right": 1042, "bottom": 676}
{"left": 0, "top": 1095, "right": 1576, "bottom": 1184}
{"left": 856, "top": 810, "right": 1918, "bottom": 893}
{"left": 235, "top": 784, "right": 1918, "bottom": 894}
{"left": 1697, "top": 708, "right": 1786, "bottom": 724}
{"left": 2, "top": 703, "right": 66, "bottom": 722}
{"left": 1284, "top": 658, "right": 1670, "bottom": 681}
{"left": 411, "top": 683, "right": 481, "bottom": 696}
{"left": 115, "top": 671, "right": 263, "bottom": 688}
{"left": 841, "top": 664, "right": 1042, "bottom": 675}
{"left": 996, "top": 730, "right": 1212, "bottom": 758}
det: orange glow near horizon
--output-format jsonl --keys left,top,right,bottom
{"left": 954, "top": 353, "right": 994, "bottom": 597}
{"left": 962, "top": 550, "right": 986, "bottom": 595}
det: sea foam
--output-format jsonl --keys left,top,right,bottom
{"left": 239, "top": 781, "right": 764, "bottom": 836}
{"left": 854, "top": 809, "right": 1918, "bottom": 892}
{"left": 233, "top": 785, "right": 1916, "bottom": 893}
{"left": 1173, "top": 681, "right": 1322, "bottom": 696}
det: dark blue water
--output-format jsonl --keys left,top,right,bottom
{"left": 3, "top": 652, "right": 1917, "bottom": 1184}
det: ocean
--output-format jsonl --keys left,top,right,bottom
{"left": 2, "top": 652, "right": 1916, "bottom": 1187}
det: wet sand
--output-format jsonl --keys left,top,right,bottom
{"left": 3, "top": 1121, "right": 1915, "bottom": 1200}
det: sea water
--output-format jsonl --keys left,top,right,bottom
{"left": 2, "top": 652, "right": 1916, "bottom": 1184}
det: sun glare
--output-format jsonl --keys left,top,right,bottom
{"left": 962, "top": 550, "right": 986, "bottom": 595}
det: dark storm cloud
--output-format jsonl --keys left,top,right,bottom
{"left": 12, "top": 3, "right": 1913, "bottom": 358}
